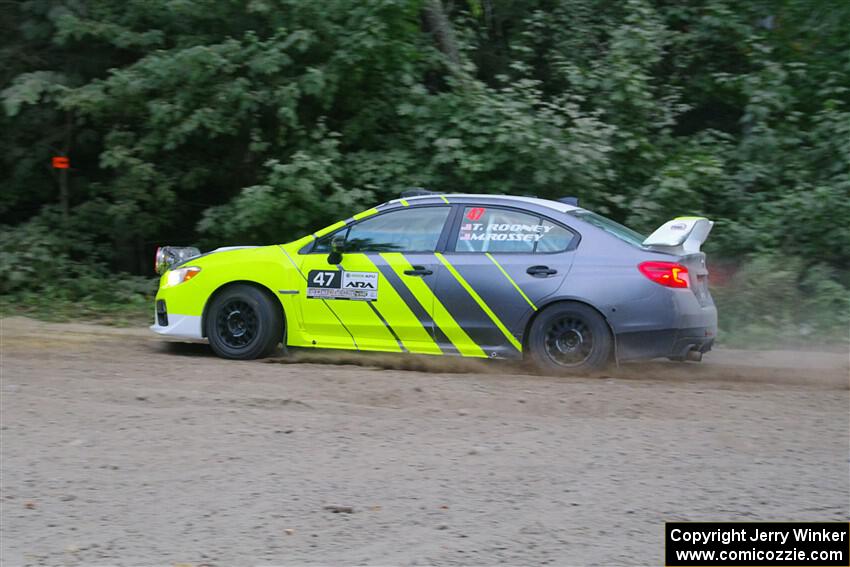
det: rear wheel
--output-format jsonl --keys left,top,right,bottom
{"left": 206, "top": 284, "right": 282, "bottom": 360}
{"left": 527, "top": 302, "right": 612, "bottom": 373}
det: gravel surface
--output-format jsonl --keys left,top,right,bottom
{"left": 1, "top": 317, "right": 848, "bottom": 566}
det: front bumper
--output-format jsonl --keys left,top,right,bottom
{"left": 149, "top": 300, "right": 204, "bottom": 341}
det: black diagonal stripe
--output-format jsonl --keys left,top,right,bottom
{"left": 278, "top": 246, "right": 358, "bottom": 349}
{"left": 366, "top": 301, "right": 407, "bottom": 353}
{"left": 431, "top": 264, "right": 522, "bottom": 358}
{"left": 452, "top": 261, "right": 533, "bottom": 343}
{"left": 370, "top": 255, "right": 458, "bottom": 356}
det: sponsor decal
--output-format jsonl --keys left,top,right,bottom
{"left": 466, "top": 207, "right": 486, "bottom": 221}
{"left": 458, "top": 222, "right": 554, "bottom": 242}
{"left": 306, "top": 270, "right": 378, "bottom": 301}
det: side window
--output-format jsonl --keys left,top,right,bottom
{"left": 536, "top": 220, "right": 576, "bottom": 253}
{"left": 313, "top": 228, "right": 349, "bottom": 254}
{"left": 454, "top": 206, "right": 575, "bottom": 253}
{"left": 339, "top": 207, "right": 450, "bottom": 252}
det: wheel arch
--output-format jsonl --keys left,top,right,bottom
{"left": 521, "top": 298, "right": 619, "bottom": 364}
{"left": 201, "top": 280, "right": 286, "bottom": 339}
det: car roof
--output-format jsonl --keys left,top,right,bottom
{"left": 380, "top": 193, "right": 581, "bottom": 214}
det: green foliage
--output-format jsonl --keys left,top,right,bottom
{"left": 2, "top": 71, "right": 68, "bottom": 117}
{"left": 0, "top": 213, "right": 156, "bottom": 323}
{"left": 712, "top": 256, "right": 850, "bottom": 348}
{"left": 197, "top": 131, "right": 375, "bottom": 244}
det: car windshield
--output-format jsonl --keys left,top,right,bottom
{"left": 567, "top": 210, "right": 647, "bottom": 248}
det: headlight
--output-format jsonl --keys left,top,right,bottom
{"left": 165, "top": 267, "right": 201, "bottom": 287}
{"left": 155, "top": 246, "right": 201, "bottom": 274}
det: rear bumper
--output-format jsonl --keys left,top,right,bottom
{"left": 610, "top": 283, "right": 717, "bottom": 361}
{"left": 615, "top": 327, "right": 715, "bottom": 361}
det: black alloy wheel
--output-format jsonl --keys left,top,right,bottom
{"left": 543, "top": 316, "right": 594, "bottom": 367}
{"left": 206, "top": 284, "right": 283, "bottom": 360}
{"left": 216, "top": 299, "right": 259, "bottom": 349}
{"left": 527, "top": 302, "right": 612, "bottom": 373}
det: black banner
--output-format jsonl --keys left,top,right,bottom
{"left": 666, "top": 522, "right": 850, "bottom": 566}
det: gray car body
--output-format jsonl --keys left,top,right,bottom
{"left": 303, "top": 193, "right": 718, "bottom": 362}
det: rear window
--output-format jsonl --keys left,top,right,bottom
{"left": 568, "top": 210, "right": 646, "bottom": 248}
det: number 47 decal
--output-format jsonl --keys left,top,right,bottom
{"left": 312, "top": 271, "right": 336, "bottom": 287}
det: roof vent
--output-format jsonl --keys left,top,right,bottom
{"left": 401, "top": 188, "right": 437, "bottom": 198}
{"left": 558, "top": 196, "right": 579, "bottom": 206}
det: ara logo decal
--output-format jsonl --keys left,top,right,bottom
{"left": 466, "top": 207, "right": 486, "bottom": 221}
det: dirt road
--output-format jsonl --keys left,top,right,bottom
{"left": 1, "top": 318, "right": 847, "bottom": 566}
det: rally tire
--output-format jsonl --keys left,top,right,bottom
{"left": 206, "top": 284, "right": 283, "bottom": 360}
{"left": 527, "top": 302, "right": 612, "bottom": 374}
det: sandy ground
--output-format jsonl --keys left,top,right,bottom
{"left": 1, "top": 317, "right": 848, "bottom": 566}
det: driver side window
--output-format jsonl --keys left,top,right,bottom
{"left": 314, "top": 207, "right": 450, "bottom": 253}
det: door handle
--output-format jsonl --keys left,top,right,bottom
{"left": 404, "top": 266, "right": 433, "bottom": 276}
{"left": 527, "top": 265, "right": 557, "bottom": 277}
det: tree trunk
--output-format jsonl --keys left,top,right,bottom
{"left": 59, "top": 110, "right": 73, "bottom": 226}
{"left": 422, "top": 0, "right": 463, "bottom": 73}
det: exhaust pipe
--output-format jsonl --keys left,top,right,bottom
{"left": 685, "top": 349, "right": 703, "bottom": 362}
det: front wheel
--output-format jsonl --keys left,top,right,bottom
{"left": 527, "top": 302, "right": 613, "bottom": 373}
{"left": 206, "top": 284, "right": 283, "bottom": 360}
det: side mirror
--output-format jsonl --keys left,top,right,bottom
{"left": 327, "top": 234, "right": 346, "bottom": 265}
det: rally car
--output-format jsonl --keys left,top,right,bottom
{"left": 152, "top": 192, "right": 717, "bottom": 372}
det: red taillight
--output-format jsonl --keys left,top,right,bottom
{"left": 638, "top": 261, "right": 690, "bottom": 288}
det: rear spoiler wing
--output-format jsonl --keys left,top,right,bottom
{"left": 642, "top": 217, "right": 713, "bottom": 255}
